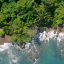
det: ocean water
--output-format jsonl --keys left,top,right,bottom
{"left": 36, "top": 39, "right": 64, "bottom": 64}
{"left": 0, "top": 39, "right": 64, "bottom": 64}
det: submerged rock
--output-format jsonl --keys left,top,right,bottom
{"left": 28, "top": 43, "right": 39, "bottom": 63}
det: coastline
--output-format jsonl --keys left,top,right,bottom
{"left": 0, "top": 27, "right": 64, "bottom": 63}
{"left": 0, "top": 27, "right": 64, "bottom": 45}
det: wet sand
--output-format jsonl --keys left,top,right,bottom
{"left": 0, "top": 35, "right": 11, "bottom": 45}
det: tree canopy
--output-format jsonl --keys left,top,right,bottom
{"left": 0, "top": 0, "right": 64, "bottom": 43}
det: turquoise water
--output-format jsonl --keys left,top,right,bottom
{"left": 0, "top": 51, "right": 9, "bottom": 64}
{"left": 0, "top": 39, "right": 64, "bottom": 64}
{"left": 36, "top": 39, "right": 64, "bottom": 64}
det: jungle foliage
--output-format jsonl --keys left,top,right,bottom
{"left": 0, "top": 0, "right": 64, "bottom": 43}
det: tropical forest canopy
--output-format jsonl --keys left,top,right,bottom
{"left": 0, "top": 0, "right": 64, "bottom": 43}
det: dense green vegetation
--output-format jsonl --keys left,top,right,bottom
{"left": 0, "top": 0, "right": 64, "bottom": 43}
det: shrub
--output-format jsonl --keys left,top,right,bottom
{"left": 0, "top": 29, "right": 5, "bottom": 37}
{"left": 11, "top": 29, "right": 37, "bottom": 43}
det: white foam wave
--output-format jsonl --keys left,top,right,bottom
{"left": 39, "top": 30, "right": 64, "bottom": 43}
{"left": 0, "top": 43, "right": 12, "bottom": 52}
{"left": 57, "top": 32, "right": 64, "bottom": 42}
{"left": 25, "top": 43, "right": 31, "bottom": 50}
{"left": 39, "top": 31, "right": 49, "bottom": 42}
{"left": 11, "top": 55, "right": 18, "bottom": 63}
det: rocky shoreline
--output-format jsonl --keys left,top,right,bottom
{"left": 0, "top": 26, "right": 64, "bottom": 44}
{"left": 0, "top": 27, "right": 64, "bottom": 63}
